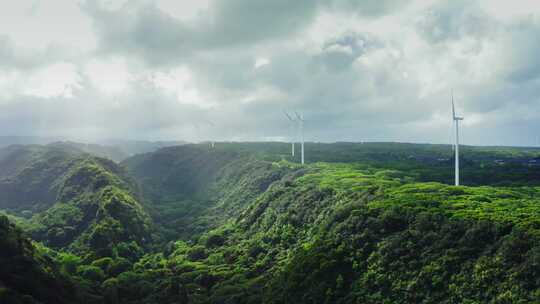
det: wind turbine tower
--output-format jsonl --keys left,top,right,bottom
{"left": 206, "top": 120, "right": 216, "bottom": 148}
{"left": 284, "top": 111, "right": 296, "bottom": 157}
{"left": 295, "top": 112, "right": 305, "bottom": 165}
{"left": 452, "top": 92, "right": 464, "bottom": 186}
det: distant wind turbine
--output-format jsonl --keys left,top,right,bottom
{"left": 206, "top": 120, "right": 216, "bottom": 148}
{"left": 295, "top": 111, "right": 305, "bottom": 165}
{"left": 284, "top": 111, "right": 296, "bottom": 157}
{"left": 452, "top": 91, "right": 464, "bottom": 186}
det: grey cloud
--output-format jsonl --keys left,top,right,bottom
{"left": 455, "top": 19, "right": 540, "bottom": 115}
{"left": 81, "top": 0, "right": 319, "bottom": 65}
{"left": 204, "top": 0, "right": 319, "bottom": 46}
{"left": 0, "top": 35, "right": 65, "bottom": 70}
{"left": 81, "top": 1, "right": 192, "bottom": 66}
{"left": 500, "top": 22, "right": 540, "bottom": 83}
{"left": 0, "top": 80, "right": 214, "bottom": 141}
{"left": 81, "top": 0, "right": 411, "bottom": 66}
{"left": 318, "top": 31, "right": 382, "bottom": 71}
{"left": 415, "top": 1, "right": 495, "bottom": 44}
{"left": 325, "top": 0, "right": 411, "bottom": 17}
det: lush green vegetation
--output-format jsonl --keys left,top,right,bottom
{"left": 1, "top": 142, "right": 540, "bottom": 303}
{"left": 122, "top": 146, "right": 292, "bottom": 242}
{"left": 0, "top": 214, "right": 77, "bottom": 304}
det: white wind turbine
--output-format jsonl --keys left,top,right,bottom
{"left": 206, "top": 120, "right": 216, "bottom": 148}
{"left": 452, "top": 91, "right": 464, "bottom": 186}
{"left": 295, "top": 111, "right": 305, "bottom": 165}
{"left": 284, "top": 111, "right": 296, "bottom": 157}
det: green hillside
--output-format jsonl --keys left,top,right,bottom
{"left": 0, "top": 215, "right": 78, "bottom": 304}
{"left": 1, "top": 142, "right": 540, "bottom": 303}
{"left": 0, "top": 145, "right": 151, "bottom": 259}
{"left": 104, "top": 159, "right": 540, "bottom": 303}
{"left": 122, "top": 145, "right": 292, "bottom": 241}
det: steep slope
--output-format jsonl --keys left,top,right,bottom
{"left": 0, "top": 215, "right": 78, "bottom": 304}
{"left": 261, "top": 165, "right": 540, "bottom": 303}
{"left": 27, "top": 157, "right": 151, "bottom": 257}
{"left": 0, "top": 144, "right": 82, "bottom": 213}
{"left": 122, "top": 145, "right": 292, "bottom": 241}
{"left": 0, "top": 145, "right": 151, "bottom": 258}
{"left": 107, "top": 162, "right": 540, "bottom": 303}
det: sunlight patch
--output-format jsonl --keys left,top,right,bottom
{"left": 153, "top": 66, "right": 215, "bottom": 109}
{"left": 23, "top": 62, "right": 81, "bottom": 98}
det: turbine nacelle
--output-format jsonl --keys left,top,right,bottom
{"left": 294, "top": 111, "right": 305, "bottom": 122}
{"left": 284, "top": 111, "right": 296, "bottom": 122}
{"left": 451, "top": 90, "right": 465, "bottom": 121}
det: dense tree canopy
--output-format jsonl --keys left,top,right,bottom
{"left": 1, "top": 142, "right": 540, "bottom": 303}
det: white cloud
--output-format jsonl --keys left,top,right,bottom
{"left": 25, "top": 63, "right": 82, "bottom": 98}
{"left": 0, "top": 0, "right": 96, "bottom": 51}
{"left": 254, "top": 57, "right": 270, "bottom": 69}
{"left": 480, "top": 0, "right": 540, "bottom": 22}
{"left": 85, "top": 58, "right": 131, "bottom": 95}
{"left": 156, "top": 0, "right": 210, "bottom": 22}
{"left": 0, "top": 62, "right": 82, "bottom": 99}
{"left": 152, "top": 66, "right": 214, "bottom": 109}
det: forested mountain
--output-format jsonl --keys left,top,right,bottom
{"left": 0, "top": 144, "right": 151, "bottom": 258}
{"left": 0, "top": 214, "right": 78, "bottom": 304}
{"left": 1, "top": 142, "right": 540, "bottom": 303}
{"left": 122, "top": 146, "right": 291, "bottom": 241}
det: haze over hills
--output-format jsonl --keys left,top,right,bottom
{"left": 0, "top": 136, "right": 188, "bottom": 161}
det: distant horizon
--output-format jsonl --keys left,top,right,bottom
{"left": 2, "top": 135, "right": 540, "bottom": 149}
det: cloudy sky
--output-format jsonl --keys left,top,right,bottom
{"left": 1, "top": 0, "right": 540, "bottom": 145}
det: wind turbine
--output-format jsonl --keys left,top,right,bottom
{"left": 295, "top": 111, "right": 305, "bottom": 165}
{"left": 206, "top": 120, "right": 216, "bottom": 148}
{"left": 284, "top": 111, "right": 296, "bottom": 157}
{"left": 452, "top": 91, "right": 464, "bottom": 186}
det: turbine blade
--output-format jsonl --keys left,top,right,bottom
{"left": 452, "top": 90, "right": 456, "bottom": 119}
{"left": 284, "top": 111, "right": 294, "bottom": 121}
